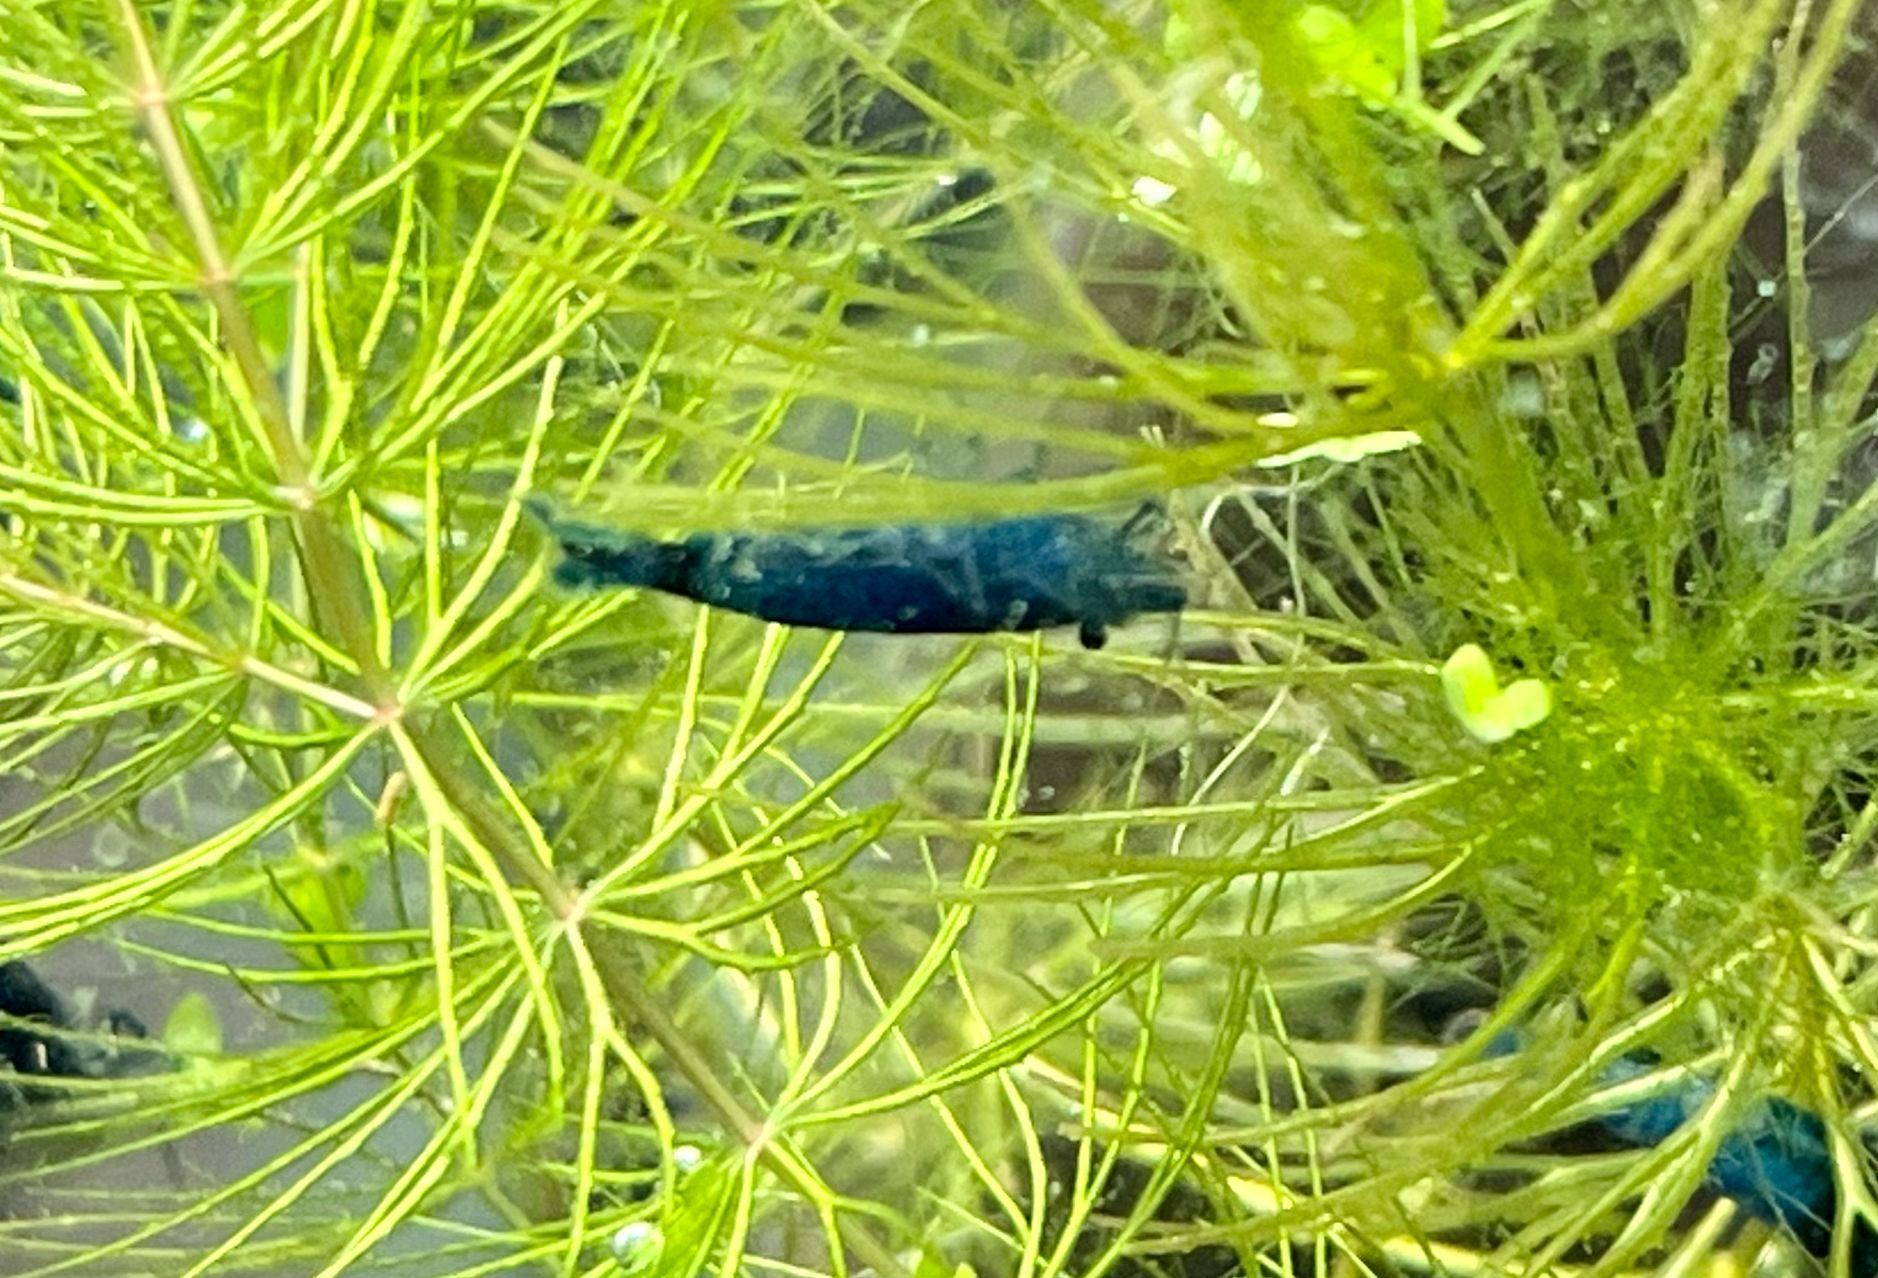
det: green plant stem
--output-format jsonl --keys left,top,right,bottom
{"left": 114, "top": 0, "right": 389, "bottom": 697}
{"left": 110, "top": 10, "right": 906, "bottom": 1275}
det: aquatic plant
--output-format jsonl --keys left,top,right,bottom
{"left": 0, "top": 0, "right": 1872, "bottom": 1274}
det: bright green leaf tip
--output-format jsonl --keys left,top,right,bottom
{"left": 1442, "top": 643, "right": 1553, "bottom": 744}
{"left": 163, "top": 989, "right": 224, "bottom": 1057}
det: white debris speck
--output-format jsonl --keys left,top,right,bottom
{"left": 1131, "top": 175, "right": 1177, "bottom": 207}
{"left": 1256, "top": 430, "right": 1423, "bottom": 469}
{"left": 1501, "top": 373, "right": 1546, "bottom": 418}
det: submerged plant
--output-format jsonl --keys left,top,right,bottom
{"left": 0, "top": 0, "right": 1874, "bottom": 1274}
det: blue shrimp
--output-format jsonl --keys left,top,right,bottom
{"left": 529, "top": 499, "right": 1188, "bottom": 649}
{"left": 1478, "top": 1029, "right": 1874, "bottom": 1266}
{"left": 1592, "top": 1054, "right": 1844, "bottom": 1255}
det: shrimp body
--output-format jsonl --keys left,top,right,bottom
{"left": 1478, "top": 1029, "right": 1868, "bottom": 1263}
{"left": 1594, "top": 1056, "right": 1838, "bottom": 1253}
{"left": 538, "top": 504, "right": 1186, "bottom": 649}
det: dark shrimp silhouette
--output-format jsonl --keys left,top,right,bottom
{"left": 0, "top": 959, "right": 163, "bottom": 1113}
{"left": 529, "top": 499, "right": 1187, "bottom": 649}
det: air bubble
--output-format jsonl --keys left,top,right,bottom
{"left": 610, "top": 1222, "right": 663, "bottom": 1272}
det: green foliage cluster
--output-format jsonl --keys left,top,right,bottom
{"left": 0, "top": 0, "right": 1872, "bottom": 1275}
